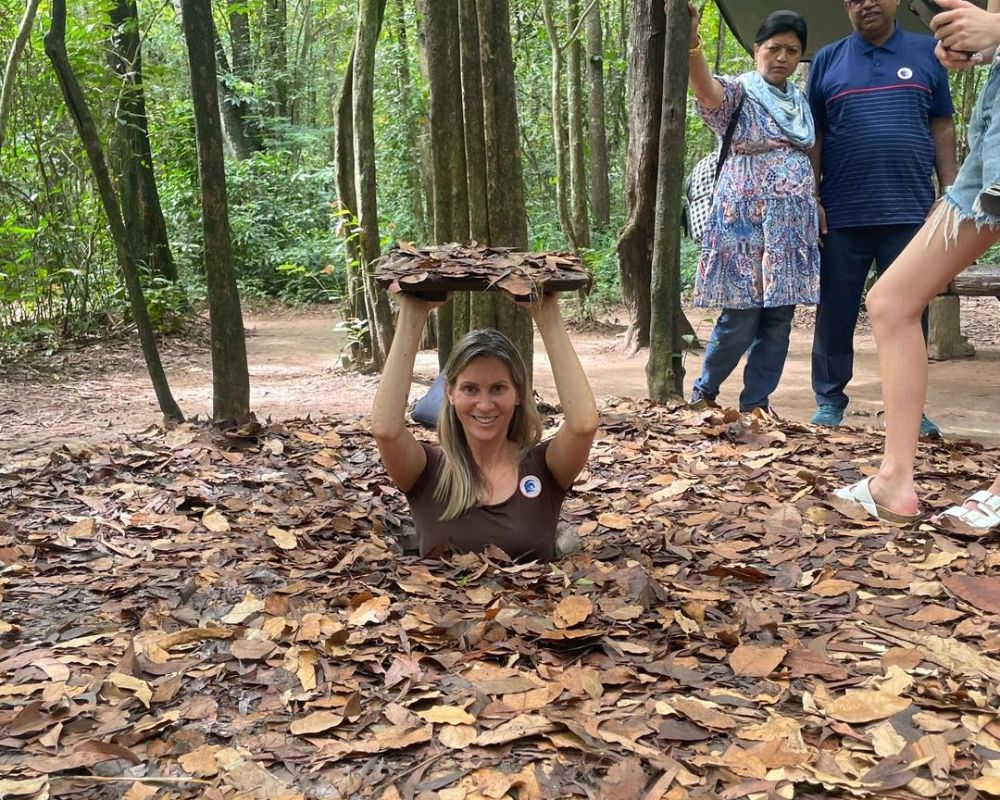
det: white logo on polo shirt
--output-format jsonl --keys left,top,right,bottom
{"left": 898, "top": 67, "right": 914, "bottom": 80}
{"left": 519, "top": 475, "right": 542, "bottom": 498}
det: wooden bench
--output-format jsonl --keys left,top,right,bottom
{"left": 928, "top": 263, "right": 1000, "bottom": 360}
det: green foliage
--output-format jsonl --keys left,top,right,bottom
{"left": 0, "top": 0, "right": 993, "bottom": 360}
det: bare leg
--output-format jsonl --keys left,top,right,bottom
{"left": 864, "top": 216, "right": 999, "bottom": 515}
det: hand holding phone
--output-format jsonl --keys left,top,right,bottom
{"left": 926, "top": 0, "right": 1000, "bottom": 57}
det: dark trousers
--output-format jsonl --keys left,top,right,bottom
{"left": 811, "top": 224, "right": 929, "bottom": 410}
{"left": 693, "top": 305, "right": 796, "bottom": 412}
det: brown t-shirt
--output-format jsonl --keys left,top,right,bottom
{"left": 405, "top": 440, "right": 565, "bottom": 561}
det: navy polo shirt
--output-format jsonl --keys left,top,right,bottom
{"left": 808, "top": 25, "right": 954, "bottom": 229}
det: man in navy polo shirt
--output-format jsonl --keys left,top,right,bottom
{"left": 808, "top": 0, "right": 957, "bottom": 437}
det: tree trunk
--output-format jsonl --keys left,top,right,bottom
{"left": 459, "top": 0, "right": 489, "bottom": 246}
{"left": 646, "top": 0, "right": 688, "bottom": 402}
{"left": 714, "top": 10, "right": 725, "bottom": 73}
{"left": 263, "top": 0, "right": 288, "bottom": 117}
{"left": 415, "top": 22, "right": 436, "bottom": 244}
{"left": 616, "top": 0, "right": 663, "bottom": 355}
{"left": 395, "top": 0, "right": 427, "bottom": 243}
{"left": 420, "top": 0, "right": 469, "bottom": 368}
{"left": 457, "top": 0, "right": 491, "bottom": 335}
{"left": 107, "top": 0, "right": 178, "bottom": 283}
{"left": 179, "top": 0, "right": 251, "bottom": 424}
{"left": 353, "top": 0, "right": 394, "bottom": 368}
{"left": 44, "top": 0, "right": 183, "bottom": 422}
{"left": 586, "top": 0, "right": 610, "bottom": 228}
{"left": 567, "top": 0, "right": 590, "bottom": 248}
{"left": 540, "top": 0, "right": 576, "bottom": 251}
{"left": 476, "top": 0, "right": 532, "bottom": 379}
{"left": 213, "top": 24, "right": 258, "bottom": 160}
{"left": 289, "top": 0, "right": 313, "bottom": 125}
{"left": 225, "top": 0, "right": 262, "bottom": 156}
{"left": 0, "top": 0, "right": 42, "bottom": 156}
{"left": 335, "top": 44, "right": 364, "bottom": 323}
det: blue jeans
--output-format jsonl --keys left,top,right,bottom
{"left": 692, "top": 305, "right": 795, "bottom": 411}
{"left": 811, "top": 225, "right": 928, "bottom": 410}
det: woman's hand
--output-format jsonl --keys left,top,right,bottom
{"left": 687, "top": 2, "right": 701, "bottom": 50}
{"left": 931, "top": 0, "right": 1000, "bottom": 60}
{"left": 510, "top": 290, "right": 563, "bottom": 325}
{"left": 395, "top": 291, "right": 449, "bottom": 317}
{"left": 934, "top": 39, "right": 988, "bottom": 69}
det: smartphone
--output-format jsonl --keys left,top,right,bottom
{"left": 908, "top": 0, "right": 944, "bottom": 27}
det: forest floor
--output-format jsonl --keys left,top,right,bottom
{"left": 1, "top": 301, "right": 1000, "bottom": 799}
{"left": 1, "top": 297, "right": 998, "bottom": 455}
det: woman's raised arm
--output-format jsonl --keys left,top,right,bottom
{"left": 371, "top": 295, "right": 439, "bottom": 492}
{"left": 687, "top": 2, "right": 725, "bottom": 109}
{"left": 531, "top": 294, "right": 599, "bottom": 490}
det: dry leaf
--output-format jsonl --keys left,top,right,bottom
{"left": 221, "top": 591, "right": 265, "bottom": 624}
{"left": 825, "top": 690, "right": 912, "bottom": 723}
{"left": 598, "top": 512, "right": 631, "bottom": 530}
{"left": 104, "top": 672, "right": 152, "bottom": 708}
{"left": 475, "top": 714, "right": 556, "bottom": 746}
{"left": 0, "top": 777, "right": 49, "bottom": 798}
{"left": 267, "top": 526, "right": 298, "bottom": 550}
{"left": 943, "top": 575, "right": 1000, "bottom": 614}
{"left": 439, "top": 724, "right": 478, "bottom": 749}
{"left": 231, "top": 638, "right": 277, "bottom": 660}
{"left": 729, "top": 645, "right": 786, "bottom": 677}
{"left": 553, "top": 595, "right": 593, "bottom": 628}
{"left": 416, "top": 705, "right": 477, "bottom": 725}
{"left": 348, "top": 595, "right": 391, "bottom": 626}
{"left": 178, "top": 744, "right": 222, "bottom": 777}
{"left": 202, "top": 507, "right": 230, "bottom": 532}
{"left": 290, "top": 711, "right": 344, "bottom": 736}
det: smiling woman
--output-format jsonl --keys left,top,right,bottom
{"left": 371, "top": 292, "right": 598, "bottom": 561}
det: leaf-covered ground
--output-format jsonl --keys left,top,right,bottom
{"left": 2, "top": 402, "right": 999, "bottom": 800}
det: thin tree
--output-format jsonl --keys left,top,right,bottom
{"left": 419, "top": 0, "right": 469, "bottom": 367}
{"left": 540, "top": 0, "right": 577, "bottom": 251}
{"left": 395, "top": 0, "right": 427, "bottom": 243}
{"left": 179, "top": 0, "right": 251, "bottom": 423}
{"left": 44, "top": 0, "right": 183, "bottom": 422}
{"left": 476, "top": 0, "right": 532, "bottom": 377}
{"left": 263, "top": 0, "right": 288, "bottom": 117}
{"left": 646, "top": 0, "right": 689, "bottom": 401}
{"left": 107, "top": 0, "right": 178, "bottom": 283}
{"left": 220, "top": 0, "right": 262, "bottom": 158}
{"left": 586, "top": 0, "right": 611, "bottom": 227}
{"left": 213, "top": 25, "right": 260, "bottom": 159}
{"left": 353, "top": 0, "right": 395, "bottom": 367}
{"left": 0, "top": 0, "right": 42, "bottom": 155}
{"left": 616, "top": 0, "right": 664, "bottom": 354}
{"left": 567, "top": 0, "right": 590, "bottom": 248}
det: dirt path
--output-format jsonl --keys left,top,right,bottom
{"left": 1, "top": 300, "right": 998, "bottom": 456}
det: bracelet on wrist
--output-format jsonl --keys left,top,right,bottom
{"left": 689, "top": 35, "right": 702, "bottom": 56}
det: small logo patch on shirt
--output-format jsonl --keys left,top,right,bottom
{"left": 897, "top": 67, "right": 914, "bottom": 80}
{"left": 519, "top": 475, "right": 542, "bottom": 498}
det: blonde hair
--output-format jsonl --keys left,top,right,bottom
{"left": 434, "top": 329, "right": 542, "bottom": 520}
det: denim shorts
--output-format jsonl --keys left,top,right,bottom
{"left": 928, "top": 50, "right": 1000, "bottom": 244}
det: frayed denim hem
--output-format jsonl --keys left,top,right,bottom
{"left": 925, "top": 193, "right": 1000, "bottom": 250}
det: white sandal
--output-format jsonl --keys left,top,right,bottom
{"left": 931, "top": 490, "right": 1000, "bottom": 535}
{"left": 832, "top": 477, "right": 923, "bottom": 524}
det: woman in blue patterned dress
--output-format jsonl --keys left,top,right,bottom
{"left": 687, "top": 7, "right": 820, "bottom": 414}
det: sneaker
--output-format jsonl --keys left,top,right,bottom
{"left": 920, "top": 414, "right": 942, "bottom": 440}
{"left": 689, "top": 388, "right": 719, "bottom": 408}
{"left": 810, "top": 404, "right": 844, "bottom": 426}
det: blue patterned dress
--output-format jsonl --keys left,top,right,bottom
{"left": 694, "top": 77, "right": 820, "bottom": 309}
